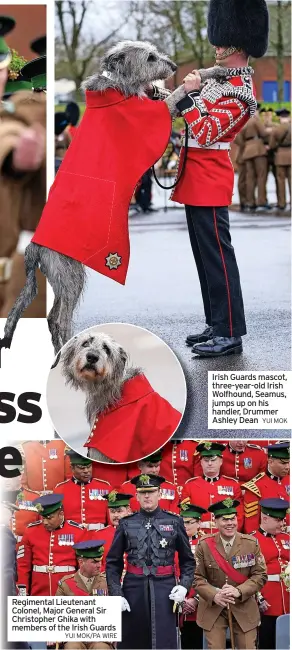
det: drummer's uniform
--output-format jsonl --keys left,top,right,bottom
{"left": 171, "top": 68, "right": 257, "bottom": 340}
{"left": 221, "top": 443, "right": 267, "bottom": 486}
{"left": 19, "top": 440, "right": 71, "bottom": 492}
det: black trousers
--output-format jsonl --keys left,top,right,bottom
{"left": 185, "top": 205, "right": 247, "bottom": 337}
{"left": 258, "top": 615, "right": 277, "bottom": 650}
{"left": 180, "top": 620, "right": 203, "bottom": 649}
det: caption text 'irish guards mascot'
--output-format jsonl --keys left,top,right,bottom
{"left": 106, "top": 474, "right": 195, "bottom": 649}
{"left": 174, "top": 0, "right": 269, "bottom": 358}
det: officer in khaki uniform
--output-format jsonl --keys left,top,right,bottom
{"left": 194, "top": 498, "right": 267, "bottom": 649}
{"left": 56, "top": 540, "right": 113, "bottom": 649}
{"left": 241, "top": 105, "right": 270, "bottom": 211}
{"left": 0, "top": 40, "right": 46, "bottom": 318}
{"left": 269, "top": 108, "right": 291, "bottom": 210}
{"left": 234, "top": 131, "right": 247, "bottom": 211}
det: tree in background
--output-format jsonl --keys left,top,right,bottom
{"left": 55, "top": 0, "right": 131, "bottom": 95}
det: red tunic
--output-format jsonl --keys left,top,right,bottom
{"left": 171, "top": 73, "right": 256, "bottom": 206}
{"left": 121, "top": 479, "right": 180, "bottom": 514}
{"left": 17, "top": 519, "right": 85, "bottom": 595}
{"left": 32, "top": 89, "right": 172, "bottom": 285}
{"left": 91, "top": 462, "right": 128, "bottom": 489}
{"left": 20, "top": 440, "right": 71, "bottom": 492}
{"left": 243, "top": 473, "right": 290, "bottom": 534}
{"left": 221, "top": 443, "right": 267, "bottom": 486}
{"left": 91, "top": 524, "right": 116, "bottom": 571}
{"left": 84, "top": 374, "right": 182, "bottom": 463}
{"left": 54, "top": 477, "right": 111, "bottom": 528}
{"left": 11, "top": 488, "right": 41, "bottom": 541}
{"left": 157, "top": 441, "right": 202, "bottom": 496}
{"left": 254, "top": 529, "right": 290, "bottom": 616}
{"left": 182, "top": 475, "right": 244, "bottom": 533}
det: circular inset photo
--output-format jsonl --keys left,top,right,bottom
{"left": 47, "top": 323, "right": 186, "bottom": 464}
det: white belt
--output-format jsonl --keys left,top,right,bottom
{"left": 199, "top": 521, "right": 215, "bottom": 529}
{"left": 187, "top": 138, "right": 231, "bottom": 150}
{"left": 17, "top": 230, "right": 34, "bottom": 255}
{"left": 267, "top": 574, "right": 280, "bottom": 582}
{"left": 0, "top": 257, "right": 13, "bottom": 283}
{"left": 85, "top": 523, "right": 105, "bottom": 531}
{"left": 33, "top": 565, "right": 75, "bottom": 574}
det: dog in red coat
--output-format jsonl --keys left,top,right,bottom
{"left": 57, "top": 330, "right": 182, "bottom": 464}
{"left": 1, "top": 40, "right": 227, "bottom": 360}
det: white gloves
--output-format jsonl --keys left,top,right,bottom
{"left": 121, "top": 597, "right": 131, "bottom": 612}
{"left": 169, "top": 585, "right": 187, "bottom": 603}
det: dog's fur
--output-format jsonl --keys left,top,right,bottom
{"left": 60, "top": 331, "right": 141, "bottom": 462}
{"left": 2, "top": 40, "right": 228, "bottom": 356}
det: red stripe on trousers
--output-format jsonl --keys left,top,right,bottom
{"left": 212, "top": 207, "right": 233, "bottom": 337}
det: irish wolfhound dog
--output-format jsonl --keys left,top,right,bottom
{"left": 60, "top": 330, "right": 141, "bottom": 462}
{"left": 1, "top": 40, "right": 227, "bottom": 357}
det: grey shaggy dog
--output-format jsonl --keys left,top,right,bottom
{"left": 2, "top": 40, "right": 228, "bottom": 357}
{"left": 61, "top": 331, "right": 141, "bottom": 462}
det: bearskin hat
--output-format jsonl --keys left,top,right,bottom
{"left": 207, "top": 0, "right": 269, "bottom": 58}
{"left": 65, "top": 101, "right": 80, "bottom": 126}
{"left": 55, "top": 112, "right": 69, "bottom": 136}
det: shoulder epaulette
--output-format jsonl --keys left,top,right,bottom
{"left": 246, "top": 443, "right": 262, "bottom": 450}
{"left": 242, "top": 474, "right": 265, "bottom": 497}
{"left": 161, "top": 509, "right": 180, "bottom": 517}
{"left": 240, "top": 533, "right": 258, "bottom": 542}
{"left": 67, "top": 520, "right": 83, "bottom": 528}
{"left": 121, "top": 512, "right": 136, "bottom": 520}
{"left": 222, "top": 475, "right": 237, "bottom": 482}
{"left": 55, "top": 479, "right": 71, "bottom": 488}
{"left": 58, "top": 573, "right": 75, "bottom": 585}
{"left": 185, "top": 476, "right": 200, "bottom": 484}
{"left": 100, "top": 571, "right": 106, "bottom": 578}
{"left": 27, "top": 520, "right": 42, "bottom": 527}
{"left": 92, "top": 478, "right": 111, "bottom": 485}
{"left": 199, "top": 533, "right": 215, "bottom": 542}
{"left": 163, "top": 480, "right": 176, "bottom": 487}
{"left": 121, "top": 480, "right": 131, "bottom": 486}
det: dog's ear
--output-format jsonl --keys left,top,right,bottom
{"left": 119, "top": 346, "right": 128, "bottom": 368}
{"left": 51, "top": 350, "right": 61, "bottom": 370}
{"left": 104, "top": 52, "right": 125, "bottom": 72}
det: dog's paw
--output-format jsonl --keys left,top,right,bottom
{"left": 0, "top": 336, "right": 12, "bottom": 350}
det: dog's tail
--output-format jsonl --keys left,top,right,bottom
{"left": 3, "top": 242, "right": 41, "bottom": 343}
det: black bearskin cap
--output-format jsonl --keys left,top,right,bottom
{"left": 65, "top": 101, "right": 80, "bottom": 126}
{"left": 207, "top": 0, "right": 269, "bottom": 58}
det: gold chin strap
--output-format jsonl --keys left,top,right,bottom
{"left": 215, "top": 46, "right": 241, "bottom": 61}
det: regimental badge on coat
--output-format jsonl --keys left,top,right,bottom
{"left": 218, "top": 486, "right": 234, "bottom": 496}
{"left": 159, "top": 525, "right": 174, "bottom": 532}
{"left": 161, "top": 489, "right": 175, "bottom": 500}
{"left": 105, "top": 252, "right": 122, "bottom": 271}
{"left": 58, "top": 534, "right": 75, "bottom": 546}
{"left": 180, "top": 449, "right": 188, "bottom": 461}
{"left": 232, "top": 553, "right": 255, "bottom": 569}
{"left": 160, "top": 538, "right": 168, "bottom": 548}
{"left": 89, "top": 489, "right": 109, "bottom": 500}
{"left": 244, "top": 458, "right": 252, "bottom": 469}
{"left": 49, "top": 449, "right": 58, "bottom": 459}
{"left": 281, "top": 539, "right": 290, "bottom": 550}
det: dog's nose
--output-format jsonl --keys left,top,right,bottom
{"left": 86, "top": 352, "right": 99, "bottom": 364}
{"left": 170, "top": 61, "right": 177, "bottom": 72}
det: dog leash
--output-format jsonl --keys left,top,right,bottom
{"left": 152, "top": 118, "right": 188, "bottom": 190}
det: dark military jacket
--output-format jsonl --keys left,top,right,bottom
{"left": 106, "top": 506, "right": 194, "bottom": 596}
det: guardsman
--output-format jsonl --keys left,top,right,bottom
{"left": 234, "top": 131, "right": 247, "bottom": 211}
{"left": 16, "top": 494, "right": 85, "bottom": 596}
{"left": 254, "top": 499, "right": 290, "bottom": 650}
{"left": 56, "top": 540, "right": 113, "bottom": 650}
{"left": 194, "top": 498, "right": 267, "bottom": 649}
{"left": 0, "top": 41, "right": 46, "bottom": 318}
{"left": 158, "top": 440, "right": 202, "bottom": 496}
{"left": 221, "top": 441, "right": 267, "bottom": 486}
{"left": 106, "top": 474, "right": 194, "bottom": 650}
{"left": 269, "top": 108, "right": 291, "bottom": 211}
{"left": 20, "top": 440, "right": 71, "bottom": 492}
{"left": 175, "top": 0, "right": 269, "bottom": 357}
{"left": 243, "top": 442, "right": 290, "bottom": 534}
{"left": 65, "top": 101, "right": 80, "bottom": 139}
{"left": 93, "top": 491, "right": 132, "bottom": 570}
{"left": 54, "top": 450, "right": 112, "bottom": 530}
{"left": 179, "top": 500, "right": 206, "bottom": 650}
{"left": 182, "top": 442, "right": 244, "bottom": 533}
{"left": 241, "top": 103, "right": 270, "bottom": 211}
{"left": 91, "top": 461, "right": 128, "bottom": 490}
{"left": 121, "top": 451, "right": 180, "bottom": 513}
{"left": 260, "top": 107, "right": 277, "bottom": 188}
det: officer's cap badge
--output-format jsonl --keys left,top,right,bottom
{"left": 204, "top": 441, "right": 212, "bottom": 450}
{"left": 140, "top": 474, "right": 150, "bottom": 485}
{"left": 180, "top": 498, "right": 190, "bottom": 511}
{"left": 223, "top": 498, "right": 233, "bottom": 508}
{"left": 108, "top": 490, "right": 117, "bottom": 503}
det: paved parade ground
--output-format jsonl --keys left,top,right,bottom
{"left": 75, "top": 180, "right": 291, "bottom": 440}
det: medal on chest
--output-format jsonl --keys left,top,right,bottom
{"left": 49, "top": 448, "right": 58, "bottom": 460}
{"left": 218, "top": 485, "right": 234, "bottom": 496}
{"left": 89, "top": 489, "right": 108, "bottom": 501}
{"left": 58, "top": 533, "right": 75, "bottom": 546}
{"left": 93, "top": 588, "right": 107, "bottom": 595}
{"left": 161, "top": 489, "right": 175, "bottom": 500}
{"left": 281, "top": 539, "right": 290, "bottom": 550}
{"left": 180, "top": 449, "right": 188, "bottom": 461}
{"left": 232, "top": 553, "right": 255, "bottom": 569}
{"left": 159, "top": 524, "right": 174, "bottom": 532}
{"left": 244, "top": 458, "right": 252, "bottom": 469}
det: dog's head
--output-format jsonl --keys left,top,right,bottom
{"left": 100, "top": 40, "right": 177, "bottom": 85}
{"left": 61, "top": 332, "right": 128, "bottom": 389}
